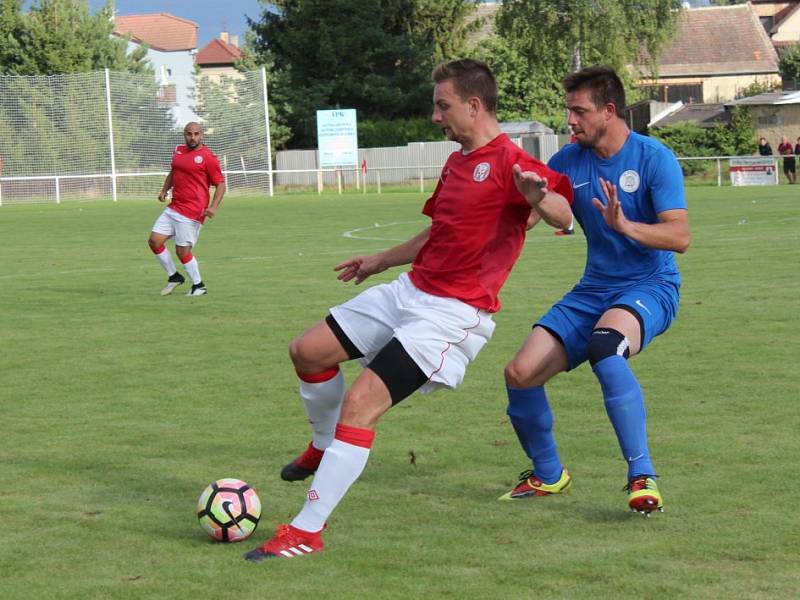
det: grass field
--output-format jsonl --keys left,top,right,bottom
{"left": 1, "top": 186, "right": 798, "bottom": 599}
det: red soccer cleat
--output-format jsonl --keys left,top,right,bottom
{"left": 244, "top": 524, "right": 325, "bottom": 561}
{"left": 280, "top": 441, "right": 324, "bottom": 481}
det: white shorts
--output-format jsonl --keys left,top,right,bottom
{"left": 330, "top": 272, "right": 495, "bottom": 394}
{"left": 151, "top": 207, "right": 202, "bottom": 247}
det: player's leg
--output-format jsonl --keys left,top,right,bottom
{"left": 500, "top": 292, "right": 599, "bottom": 500}
{"left": 501, "top": 326, "right": 571, "bottom": 499}
{"left": 592, "top": 284, "right": 676, "bottom": 514}
{"left": 281, "top": 280, "right": 399, "bottom": 481}
{"left": 246, "top": 339, "right": 427, "bottom": 561}
{"left": 148, "top": 213, "right": 184, "bottom": 295}
{"left": 280, "top": 316, "right": 360, "bottom": 481}
{"left": 173, "top": 217, "right": 205, "bottom": 296}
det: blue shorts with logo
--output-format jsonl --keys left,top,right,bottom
{"left": 536, "top": 278, "right": 680, "bottom": 370}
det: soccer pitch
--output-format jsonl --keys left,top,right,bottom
{"left": 1, "top": 186, "right": 798, "bottom": 598}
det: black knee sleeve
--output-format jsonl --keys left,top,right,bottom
{"left": 368, "top": 338, "right": 429, "bottom": 405}
{"left": 587, "top": 328, "right": 630, "bottom": 366}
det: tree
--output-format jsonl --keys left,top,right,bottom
{"left": 13, "top": 0, "right": 149, "bottom": 76}
{"left": 481, "top": 0, "right": 681, "bottom": 130}
{"left": 0, "top": 0, "right": 25, "bottom": 74}
{"left": 249, "top": 0, "right": 480, "bottom": 148}
{"left": 778, "top": 44, "right": 800, "bottom": 90}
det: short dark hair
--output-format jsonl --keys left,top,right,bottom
{"left": 432, "top": 59, "right": 497, "bottom": 114}
{"left": 562, "top": 66, "right": 626, "bottom": 115}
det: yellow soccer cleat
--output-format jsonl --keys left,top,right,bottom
{"left": 626, "top": 476, "right": 664, "bottom": 516}
{"left": 499, "top": 468, "right": 572, "bottom": 501}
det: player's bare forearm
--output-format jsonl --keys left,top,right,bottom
{"left": 204, "top": 183, "right": 226, "bottom": 218}
{"left": 334, "top": 227, "right": 430, "bottom": 284}
{"left": 531, "top": 191, "right": 572, "bottom": 230}
{"left": 621, "top": 210, "right": 691, "bottom": 253}
{"left": 158, "top": 171, "right": 173, "bottom": 201}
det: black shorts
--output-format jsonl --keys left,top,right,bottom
{"left": 783, "top": 157, "right": 796, "bottom": 174}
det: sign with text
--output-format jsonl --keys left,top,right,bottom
{"left": 729, "top": 157, "right": 778, "bottom": 186}
{"left": 317, "top": 109, "right": 358, "bottom": 167}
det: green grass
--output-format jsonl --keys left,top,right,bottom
{"left": 1, "top": 187, "right": 798, "bottom": 599}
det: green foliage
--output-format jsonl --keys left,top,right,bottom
{"left": 484, "top": 0, "right": 681, "bottom": 131}
{"left": 651, "top": 107, "right": 756, "bottom": 173}
{"left": 737, "top": 79, "right": 779, "bottom": 99}
{"left": 249, "top": 0, "right": 479, "bottom": 148}
{"left": 358, "top": 116, "right": 443, "bottom": 147}
{"left": 778, "top": 43, "right": 800, "bottom": 90}
{"left": 0, "top": 0, "right": 25, "bottom": 74}
{"left": 193, "top": 73, "right": 291, "bottom": 164}
{"left": 1, "top": 0, "right": 149, "bottom": 76}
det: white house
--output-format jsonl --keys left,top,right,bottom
{"left": 113, "top": 13, "right": 199, "bottom": 126}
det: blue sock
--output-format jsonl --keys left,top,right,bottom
{"left": 592, "top": 355, "right": 655, "bottom": 479}
{"left": 506, "top": 385, "right": 562, "bottom": 484}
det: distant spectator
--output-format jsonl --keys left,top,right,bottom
{"left": 758, "top": 137, "right": 773, "bottom": 156}
{"left": 795, "top": 137, "right": 800, "bottom": 160}
{"left": 777, "top": 136, "right": 795, "bottom": 184}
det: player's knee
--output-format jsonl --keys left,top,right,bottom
{"left": 339, "top": 387, "right": 383, "bottom": 429}
{"left": 288, "top": 335, "right": 317, "bottom": 372}
{"left": 504, "top": 359, "right": 546, "bottom": 388}
{"left": 587, "top": 328, "right": 630, "bottom": 366}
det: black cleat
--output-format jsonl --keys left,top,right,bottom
{"left": 161, "top": 272, "right": 185, "bottom": 295}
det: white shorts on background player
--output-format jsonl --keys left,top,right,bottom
{"left": 151, "top": 207, "right": 202, "bottom": 247}
{"left": 330, "top": 272, "right": 495, "bottom": 394}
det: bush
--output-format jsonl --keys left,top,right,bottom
{"left": 358, "top": 117, "right": 444, "bottom": 148}
{"left": 651, "top": 107, "right": 756, "bottom": 175}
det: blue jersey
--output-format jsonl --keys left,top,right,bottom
{"left": 548, "top": 132, "right": 686, "bottom": 288}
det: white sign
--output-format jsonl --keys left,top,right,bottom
{"left": 317, "top": 109, "right": 358, "bottom": 167}
{"left": 729, "top": 157, "right": 778, "bottom": 186}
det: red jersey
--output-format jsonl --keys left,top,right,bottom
{"left": 168, "top": 144, "right": 224, "bottom": 223}
{"left": 409, "top": 134, "right": 573, "bottom": 312}
{"left": 778, "top": 142, "right": 793, "bottom": 156}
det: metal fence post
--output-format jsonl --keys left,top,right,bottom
{"left": 104, "top": 69, "right": 117, "bottom": 202}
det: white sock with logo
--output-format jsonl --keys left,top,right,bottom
{"left": 290, "top": 425, "right": 374, "bottom": 533}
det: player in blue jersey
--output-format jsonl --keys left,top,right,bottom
{"left": 499, "top": 66, "right": 691, "bottom": 514}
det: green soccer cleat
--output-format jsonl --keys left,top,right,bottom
{"left": 499, "top": 468, "right": 572, "bottom": 500}
{"left": 625, "top": 476, "right": 664, "bottom": 516}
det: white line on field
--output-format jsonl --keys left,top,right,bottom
{"left": 343, "top": 220, "right": 427, "bottom": 241}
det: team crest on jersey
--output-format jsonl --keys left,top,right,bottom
{"left": 473, "top": 162, "right": 490, "bottom": 182}
{"left": 194, "top": 155, "right": 204, "bottom": 164}
{"left": 619, "top": 170, "right": 640, "bottom": 193}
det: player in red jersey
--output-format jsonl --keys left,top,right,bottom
{"left": 148, "top": 122, "right": 226, "bottom": 296}
{"left": 245, "top": 58, "right": 574, "bottom": 561}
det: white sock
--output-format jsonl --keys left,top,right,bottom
{"left": 291, "top": 426, "right": 374, "bottom": 533}
{"left": 299, "top": 369, "right": 345, "bottom": 450}
{"left": 182, "top": 256, "right": 202, "bottom": 284}
{"left": 154, "top": 248, "right": 176, "bottom": 275}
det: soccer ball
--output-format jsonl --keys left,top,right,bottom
{"left": 197, "top": 478, "right": 262, "bottom": 542}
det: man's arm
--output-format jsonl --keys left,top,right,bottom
{"left": 158, "top": 170, "right": 173, "bottom": 202}
{"left": 593, "top": 178, "right": 690, "bottom": 253}
{"left": 334, "top": 226, "right": 431, "bottom": 285}
{"left": 203, "top": 181, "right": 227, "bottom": 219}
{"left": 512, "top": 164, "right": 573, "bottom": 230}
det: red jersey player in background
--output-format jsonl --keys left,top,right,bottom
{"left": 148, "top": 122, "right": 226, "bottom": 296}
{"left": 245, "top": 58, "right": 574, "bottom": 561}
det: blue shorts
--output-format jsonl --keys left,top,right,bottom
{"left": 536, "top": 279, "right": 680, "bottom": 370}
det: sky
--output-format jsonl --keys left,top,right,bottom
{"left": 87, "top": 0, "right": 267, "bottom": 48}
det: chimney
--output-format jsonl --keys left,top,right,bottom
{"left": 220, "top": 31, "right": 229, "bottom": 43}
{"left": 230, "top": 35, "right": 239, "bottom": 48}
